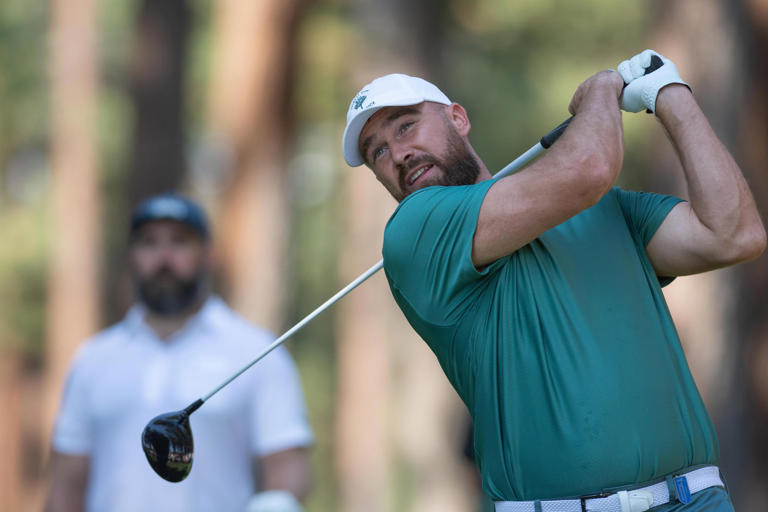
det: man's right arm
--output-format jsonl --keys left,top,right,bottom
{"left": 471, "top": 70, "right": 626, "bottom": 267}
{"left": 44, "top": 451, "right": 90, "bottom": 512}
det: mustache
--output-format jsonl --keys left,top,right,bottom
{"left": 150, "top": 266, "right": 178, "bottom": 279}
{"left": 397, "top": 154, "right": 435, "bottom": 190}
{"left": 135, "top": 267, "right": 206, "bottom": 315}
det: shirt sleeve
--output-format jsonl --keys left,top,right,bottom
{"left": 614, "top": 187, "right": 684, "bottom": 286}
{"left": 50, "top": 346, "right": 93, "bottom": 455}
{"left": 249, "top": 344, "right": 314, "bottom": 457}
{"left": 613, "top": 187, "right": 684, "bottom": 246}
{"left": 382, "top": 182, "right": 502, "bottom": 325}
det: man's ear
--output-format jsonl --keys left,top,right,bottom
{"left": 448, "top": 103, "right": 471, "bottom": 136}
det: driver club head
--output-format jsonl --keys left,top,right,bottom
{"left": 141, "top": 409, "right": 195, "bottom": 482}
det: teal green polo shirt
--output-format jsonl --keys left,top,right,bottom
{"left": 382, "top": 181, "right": 718, "bottom": 501}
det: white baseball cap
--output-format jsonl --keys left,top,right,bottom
{"left": 342, "top": 73, "right": 451, "bottom": 167}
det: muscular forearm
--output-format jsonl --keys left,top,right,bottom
{"left": 561, "top": 69, "right": 625, "bottom": 190}
{"left": 472, "top": 71, "right": 625, "bottom": 266}
{"left": 655, "top": 85, "right": 765, "bottom": 254}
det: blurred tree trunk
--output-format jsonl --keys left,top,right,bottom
{"left": 726, "top": 0, "right": 768, "bottom": 508}
{"left": 649, "top": 0, "right": 739, "bottom": 410}
{"left": 0, "top": 352, "right": 23, "bottom": 511}
{"left": 650, "top": 0, "right": 768, "bottom": 509}
{"left": 127, "top": 0, "right": 189, "bottom": 207}
{"left": 334, "top": 183, "right": 392, "bottom": 512}
{"left": 206, "top": 0, "right": 309, "bottom": 331}
{"left": 336, "top": 2, "right": 474, "bottom": 511}
{"left": 44, "top": 0, "right": 100, "bottom": 492}
{"left": 108, "top": 0, "right": 191, "bottom": 319}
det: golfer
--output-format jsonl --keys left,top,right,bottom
{"left": 45, "top": 193, "right": 313, "bottom": 512}
{"left": 342, "top": 50, "right": 765, "bottom": 511}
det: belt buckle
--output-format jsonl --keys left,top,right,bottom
{"left": 580, "top": 491, "right": 611, "bottom": 512}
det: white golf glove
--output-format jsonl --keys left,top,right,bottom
{"left": 617, "top": 49, "right": 689, "bottom": 114}
{"left": 245, "top": 490, "right": 303, "bottom": 512}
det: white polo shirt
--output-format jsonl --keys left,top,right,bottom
{"left": 52, "top": 297, "right": 314, "bottom": 512}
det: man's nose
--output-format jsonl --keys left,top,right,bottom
{"left": 390, "top": 142, "right": 413, "bottom": 165}
{"left": 154, "top": 243, "right": 177, "bottom": 261}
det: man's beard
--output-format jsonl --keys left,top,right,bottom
{"left": 135, "top": 268, "right": 204, "bottom": 315}
{"left": 395, "top": 127, "right": 481, "bottom": 201}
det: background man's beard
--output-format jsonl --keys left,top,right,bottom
{"left": 136, "top": 269, "right": 204, "bottom": 315}
{"left": 396, "top": 129, "right": 481, "bottom": 201}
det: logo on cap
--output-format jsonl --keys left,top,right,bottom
{"left": 352, "top": 90, "right": 368, "bottom": 110}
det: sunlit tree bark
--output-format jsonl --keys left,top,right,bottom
{"left": 207, "top": 0, "right": 308, "bottom": 331}
{"left": 44, "top": 0, "right": 100, "bottom": 492}
{"left": 335, "top": 177, "right": 393, "bottom": 512}
{"left": 0, "top": 352, "right": 23, "bottom": 511}
{"left": 336, "top": 1, "right": 474, "bottom": 511}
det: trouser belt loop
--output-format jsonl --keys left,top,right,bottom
{"left": 665, "top": 474, "right": 677, "bottom": 502}
{"left": 534, "top": 500, "right": 542, "bottom": 512}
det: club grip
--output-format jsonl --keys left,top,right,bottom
{"left": 645, "top": 54, "right": 664, "bottom": 76}
{"left": 539, "top": 54, "right": 665, "bottom": 149}
{"left": 540, "top": 117, "right": 572, "bottom": 149}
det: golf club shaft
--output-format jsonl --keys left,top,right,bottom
{"left": 198, "top": 118, "right": 572, "bottom": 406}
{"left": 201, "top": 259, "right": 383, "bottom": 402}
{"left": 496, "top": 54, "right": 663, "bottom": 178}
{"left": 494, "top": 117, "right": 572, "bottom": 178}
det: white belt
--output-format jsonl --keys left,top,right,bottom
{"left": 495, "top": 466, "right": 724, "bottom": 512}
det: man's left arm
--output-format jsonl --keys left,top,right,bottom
{"left": 645, "top": 84, "right": 765, "bottom": 276}
{"left": 244, "top": 340, "right": 314, "bottom": 511}
{"left": 258, "top": 447, "right": 312, "bottom": 500}
{"left": 245, "top": 448, "right": 311, "bottom": 511}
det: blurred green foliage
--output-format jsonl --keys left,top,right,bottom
{"left": 0, "top": 0, "right": 48, "bottom": 356}
{"left": 0, "top": 0, "right": 47, "bottom": 165}
{"left": 444, "top": 0, "right": 652, "bottom": 181}
{"left": 0, "top": 204, "right": 47, "bottom": 354}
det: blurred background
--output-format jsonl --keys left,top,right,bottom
{"left": 0, "top": 0, "right": 766, "bottom": 510}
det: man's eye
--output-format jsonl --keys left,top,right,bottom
{"left": 372, "top": 146, "right": 386, "bottom": 162}
{"left": 136, "top": 238, "right": 156, "bottom": 248}
{"left": 398, "top": 121, "right": 414, "bottom": 135}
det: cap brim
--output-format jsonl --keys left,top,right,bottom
{"left": 342, "top": 108, "right": 379, "bottom": 167}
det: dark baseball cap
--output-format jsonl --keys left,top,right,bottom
{"left": 130, "top": 193, "right": 209, "bottom": 240}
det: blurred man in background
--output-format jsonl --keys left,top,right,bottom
{"left": 45, "top": 193, "right": 313, "bottom": 512}
{"left": 342, "top": 50, "right": 765, "bottom": 511}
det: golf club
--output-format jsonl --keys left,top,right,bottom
{"left": 142, "top": 55, "right": 664, "bottom": 483}
{"left": 141, "top": 120, "right": 564, "bottom": 483}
